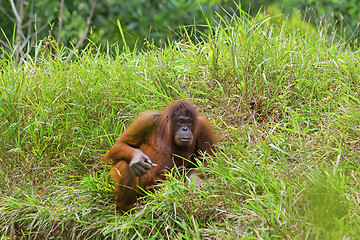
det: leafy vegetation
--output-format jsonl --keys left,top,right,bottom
{"left": 0, "top": 0, "right": 234, "bottom": 58}
{"left": 1, "top": 8, "right": 360, "bottom": 239}
{"left": 1, "top": 0, "right": 359, "bottom": 62}
{"left": 300, "top": 0, "right": 360, "bottom": 45}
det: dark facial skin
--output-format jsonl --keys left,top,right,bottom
{"left": 173, "top": 115, "right": 194, "bottom": 147}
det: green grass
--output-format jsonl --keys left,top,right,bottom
{"left": 1, "top": 9, "right": 360, "bottom": 239}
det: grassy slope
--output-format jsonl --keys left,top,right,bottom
{"left": 0, "top": 13, "right": 360, "bottom": 239}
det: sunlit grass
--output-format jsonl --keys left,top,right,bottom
{"left": 1, "top": 7, "right": 360, "bottom": 239}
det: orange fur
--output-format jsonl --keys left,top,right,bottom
{"left": 103, "top": 101, "right": 217, "bottom": 211}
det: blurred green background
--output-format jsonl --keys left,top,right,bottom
{"left": 0, "top": 0, "right": 359, "bottom": 54}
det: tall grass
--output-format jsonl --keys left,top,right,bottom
{"left": 1, "top": 8, "right": 359, "bottom": 239}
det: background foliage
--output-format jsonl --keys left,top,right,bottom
{"left": 1, "top": 0, "right": 359, "bottom": 59}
